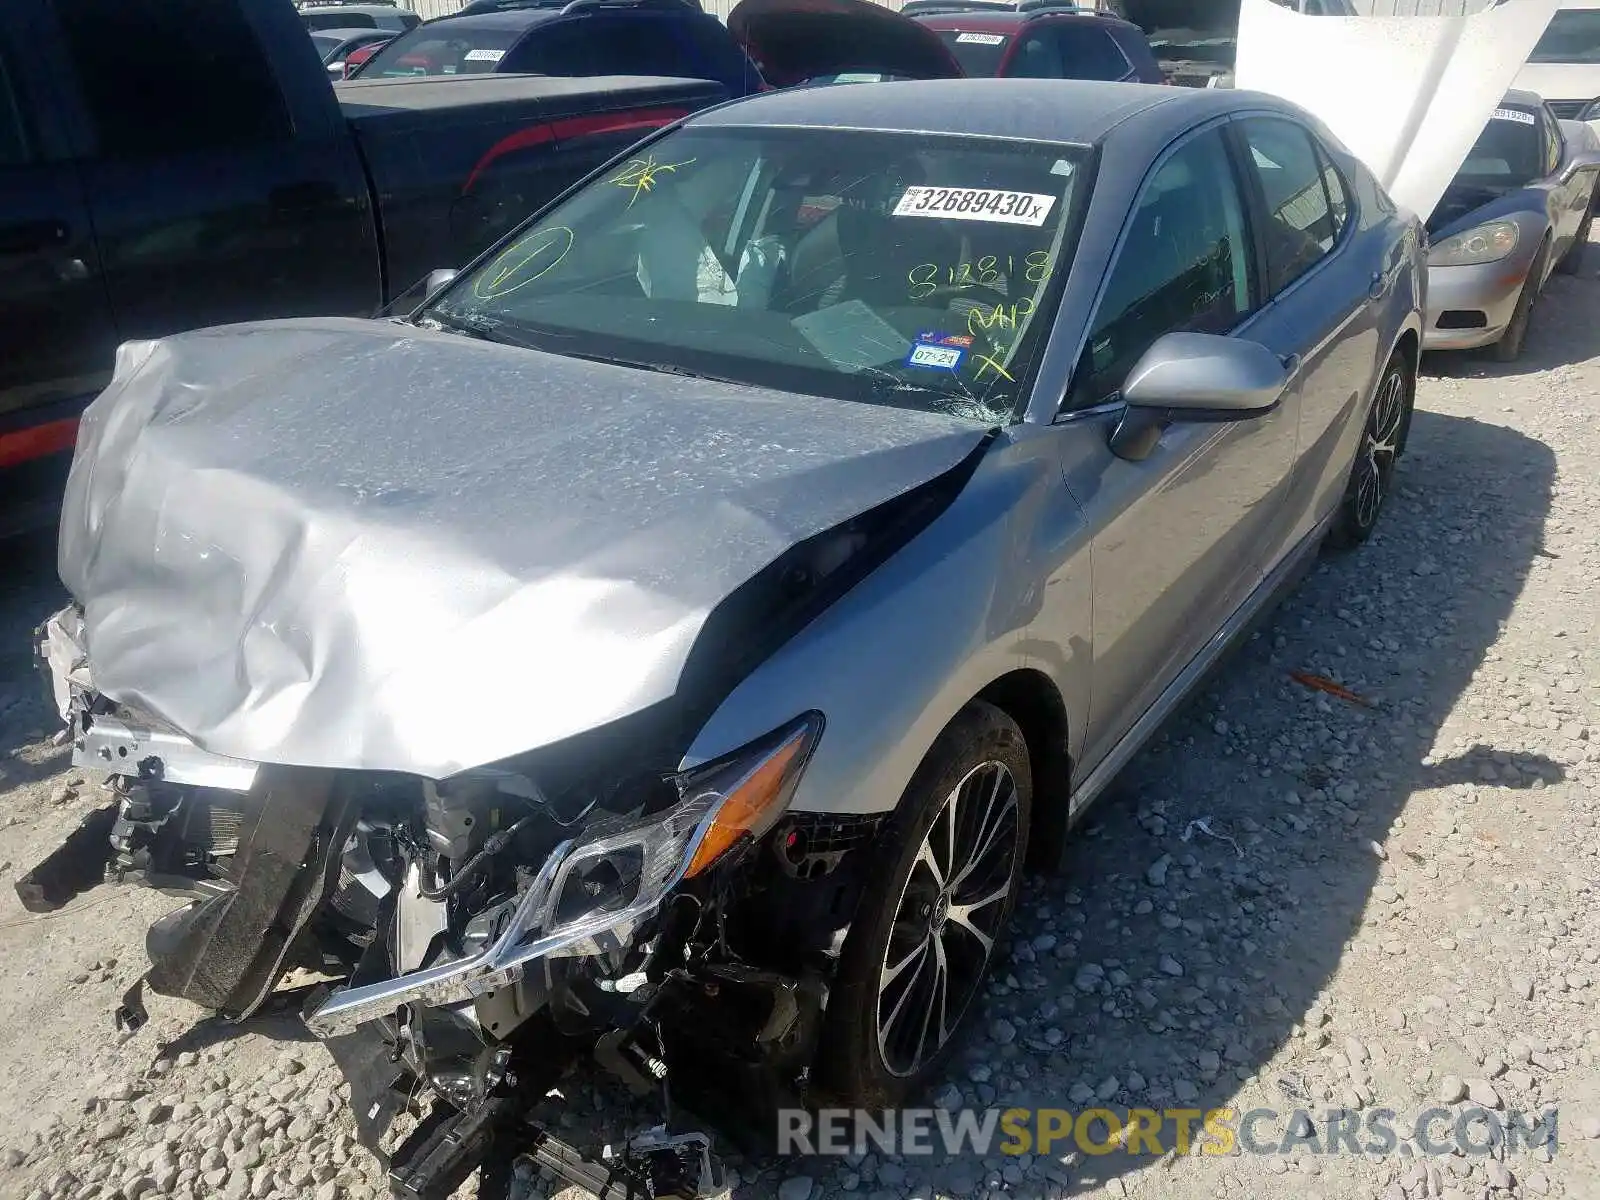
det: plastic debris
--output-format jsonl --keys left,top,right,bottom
{"left": 1289, "top": 670, "right": 1376, "bottom": 708}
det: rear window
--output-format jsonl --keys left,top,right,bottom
{"left": 361, "top": 24, "right": 523, "bottom": 76}
{"left": 1530, "top": 9, "right": 1600, "bottom": 64}
{"left": 935, "top": 29, "right": 1011, "bottom": 76}
{"left": 304, "top": 11, "right": 377, "bottom": 29}
{"left": 1053, "top": 26, "right": 1131, "bottom": 79}
{"left": 1457, "top": 107, "right": 1544, "bottom": 188}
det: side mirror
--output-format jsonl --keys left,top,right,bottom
{"left": 1110, "top": 332, "right": 1291, "bottom": 462}
{"left": 424, "top": 268, "right": 459, "bottom": 296}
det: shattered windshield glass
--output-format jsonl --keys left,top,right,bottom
{"left": 425, "top": 126, "right": 1089, "bottom": 422}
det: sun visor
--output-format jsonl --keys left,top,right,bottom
{"left": 1233, "top": 0, "right": 1560, "bottom": 223}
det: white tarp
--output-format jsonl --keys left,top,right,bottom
{"left": 1233, "top": 0, "right": 1560, "bottom": 222}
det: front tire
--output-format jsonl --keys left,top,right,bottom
{"left": 1491, "top": 241, "right": 1548, "bottom": 362}
{"left": 815, "top": 702, "right": 1031, "bottom": 1107}
{"left": 1327, "top": 349, "right": 1412, "bottom": 550}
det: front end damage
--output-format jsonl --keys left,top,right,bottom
{"left": 21, "top": 608, "right": 886, "bottom": 1199}
{"left": 26, "top": 321, "right": 1001, "bottom": 1197}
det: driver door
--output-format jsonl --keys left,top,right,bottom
{"left": 1057, "top": 123, "right": 1299, "bottom": 774}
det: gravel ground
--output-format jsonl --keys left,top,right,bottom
{"left": 4, "top": 241, "right": 1600, "bottom": 1200}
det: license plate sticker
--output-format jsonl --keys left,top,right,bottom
{"left": 956, "top": 32, "right": 1006, "bottom": 44}
{"left": 1491, "top": 107, "right": 1535, "bottom": 125}
{"left": 893, "top": 186, "right": 1056, "bottom": 227}
{"left": 906, "top": 332, "right": 969, "bottom": 371}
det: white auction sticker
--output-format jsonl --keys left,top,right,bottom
{"left": 1491, "top": 107, "right": 1535, "bottom": 125}
{"left": 956, "top": 32, "right": 1006, "bottom": 45}
{"left": 464, "top": 48, "right": 506, "bottom": 63}
{"left": 893, "top": 186, "right": 1056, "bottom": 227}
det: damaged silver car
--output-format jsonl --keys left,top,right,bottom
{"left": 20, "top": 78, "right": 1424, "bottom": 1199}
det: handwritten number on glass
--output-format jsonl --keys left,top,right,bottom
{"left": 906, "top": 250, "right": 1052, "bottom": 300}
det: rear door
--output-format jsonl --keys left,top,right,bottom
{"left": 1230, "top": 114, "right": 1380, "bottom": 561}
{"left": 0, "top": 4, "right": 117, "bottom": 477}
{"left": 44, "top": 0, "right": 382, "bottom": 337}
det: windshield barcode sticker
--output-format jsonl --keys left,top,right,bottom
{"left": 464, "top": 48, "right": 506, "bottom": 62}
{"left": 956, "top": 32, "right": 1006, "bottom": 44}
{"left": 893, "top": 186, "right": 1056, "bottom": 226}
{"left": 1492, "top": 107, "right": 1535, "bottom": 125}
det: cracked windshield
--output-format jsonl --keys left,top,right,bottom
{"left": 427, "top": 127, "right": 1087, "bottom": 422}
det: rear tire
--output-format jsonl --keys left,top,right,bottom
{"left": 1327, "top": 350, "right": 1412, "bottom": 551}
{"left": 815, "top": 702, "right": 1031, "bottom": 1107}
{"left": 1491, "top": 242, "right": 1548, "bottom": 362}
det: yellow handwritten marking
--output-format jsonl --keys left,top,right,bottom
{"left": 966, "top": 296, "right": 1035, "bottom": 340}
{"left": 906, "top": 251, "right": 1053, "bottom": 301}
{"left": 608, "top": 155, "right": 697, "bottom": 208}
{"left": 474, "top": 226, "right": 575, "bottom": 300}
{"left": 973, "top": 353, "right": 1014, "bottom": 382}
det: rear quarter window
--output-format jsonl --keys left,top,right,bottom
{"left": 1052, "top": 27, "right": 1130, "bottom": 80}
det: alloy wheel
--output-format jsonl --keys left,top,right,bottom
{"left": 875, "top": 760, "right": 1020, "bottom": 1078}
{"left": 1351, "top": 367, "right": 1406, "bottom": 531}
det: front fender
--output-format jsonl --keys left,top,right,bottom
{"left": 682, "top": 428, "right": 1087, "bottom": 820}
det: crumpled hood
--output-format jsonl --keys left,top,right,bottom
{"left": 59, "top": 318, "right": 987, "bottom": 778}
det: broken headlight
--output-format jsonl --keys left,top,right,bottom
{"left": 538, "top": 712, "right": 825, "bottom": 940}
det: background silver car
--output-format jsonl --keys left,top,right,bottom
{"left": 49, "top": 79, "right": 1424, "bottom": 1125}
{"left": 1425, "top": 89, "right": 1600, "bottom": 361}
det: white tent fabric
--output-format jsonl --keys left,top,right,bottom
{"left": 1233, "top": 0, "right": 1560, "bottom": 221}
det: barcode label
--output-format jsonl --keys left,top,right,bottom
{"left": 893, "top": 186, "right": 1056, "bottom": 227}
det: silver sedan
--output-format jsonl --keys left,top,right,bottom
{"left": 45, "top": 79, "right": 1424, "bottom": 1138}
{"left": 1425, "top": 89, "right": 1600, "bottom": 360}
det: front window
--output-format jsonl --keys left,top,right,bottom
{"left": 425, "top": 126, "right": 1090, "bottom": 422}
{"left": 1529, "top": 10, "right": 1600, "bottom": 64}
{"left": 936, "top": 30, "right": 1012, "bottom": 77}
{"left": 360, "top": 24, "right": 523, "bottom": 76}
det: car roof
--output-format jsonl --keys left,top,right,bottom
{"left": 300, "top": 3, "right": 402, "bottom": 12}
{"left": 311, "top": 25, "right": 390, "bottom": 37}
{"left": 690, "top": 77, "right": 1251, "bottom": 145}
{"left": 1501, "top": 88, "right": 1546, "bottom": 111}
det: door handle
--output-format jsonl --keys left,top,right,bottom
{"left": 1280, "top": 353, "right": 1302, "bottom": 377}
{"left": 1368, "top": 270, "right": 1386, "bottom": 300}
{"left": 0, "top": 220, "right": 69, "bottom": 255}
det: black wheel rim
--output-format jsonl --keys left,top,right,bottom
{"left": 1352, "top": 367, "right": 1405, "bottom": 531}
{"left": 875, "top": 761, "right": 1019, "bottom": 1078}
